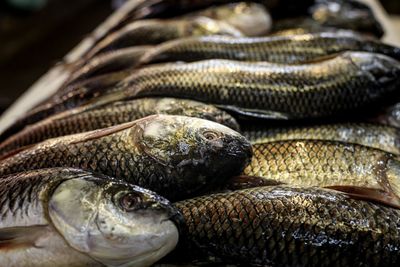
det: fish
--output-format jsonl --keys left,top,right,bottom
{"left": 0, "top": 98, "right": 240, "bottom": 155}
{"left": 120, "top": 52, "right": 400, "bottom": 120}
{"left": 0, "top": 168, "right": 182, "bottom": 267}
{"left": 309, "top": 0, "right": 384, "bottom": 37}
{"left": 85, "top": 16, "right": 243, "bottom": 59}
{"left": 0, "top": 70, "right": 132, "bottom": 143}
{"left": 370, "top": 103, "right": 400, "bottom": 129}
{"left": 66, "top": 46, "right": 151, "bottom": 86}
{"left": 187, "top": 2, "right": 272, "bottom": 36}
{"left": 0, "top": 115, "right": 252, "bottom": 200}
{"left": 138, "top": 32, "right": 400, "bottom": 65}
{"left": 244, "top": 139, "right": 400, "bottom": 208}
{"left": 170, "top": 186, "right": 400, "bottom": 266}
{"left": 241, "top": 123, "right": 400, "bottom": 155}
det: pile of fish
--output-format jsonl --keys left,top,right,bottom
{"left": 1, "top": 0, "right": 400, "bottom": 266}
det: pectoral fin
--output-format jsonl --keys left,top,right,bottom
{"left": 325, "top": 185, "right": 400, "bottom": 209}
{"left": 225, "top": 175, "right": 285, "bottom": 191}
{"left": 217, "top": 105, "right": 291, "bottom": 120}
{"left": 0, "top": 225, "right": 49, "bottom": 250}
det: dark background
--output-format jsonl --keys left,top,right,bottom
{"left": 0, "top": 0, "right": 399, "bottom": 115}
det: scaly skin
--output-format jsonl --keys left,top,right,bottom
{"left": 244, "top": 140, "right": 400, "bottom": 203}
{"left": 241, "top": 123, "right": 400, "bottom": 155}
{"left": 0, "top": 115, "right": 252, "bottom": 200}
{"left": 86, "top": 17, "right": 242, "bottom": 59}
{"left": 123, "top": 52, "right": 400, "bottom": 119}
{"left": 173, "top": 186, "right": 400, "bottom": 266}
{"left": 139, "top": 32, "right": 400, "bottom": 64}
{"left": 0, "top": 98, "right": 239, "bottom": 156}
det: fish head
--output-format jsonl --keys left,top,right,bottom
{"left": 48, "top": 176, "right": 181, "bottom": 267}
{"left": 135, "top": 115, "right": 252, "bottom": 198}
{"left": 347, "top": 52, "right": 400, "bottom": 88}
{"left": 154, "top": 98, "right": 240, "bottom": 131}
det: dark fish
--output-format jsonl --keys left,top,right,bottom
{"left": 244, "top": 140, "right": 400, "bottom": 208}
{"left": 242, "top": 123, "right": 400, "bottom": 155}
{"left": 309, "top": 0, "right": 384, "bottom": 37}
{"left": 0, "top": 168, "right": 181, "bottom": 267}
{"left": 139, "top": 32, "right": 400, "bottom": 65}
{"left": 0, "top": 115, "right": 252, "bottom": 200}
{"left": 122, "top": 52, "right": 400, "bottom": 120}
{"left": 172, "top": 186, "right": 400, "bottom": 266}
{"left": 0, "top": 98, "right": 239, "bottom": 155}
{"left": 67, "top": 46, "right": 151, "bottom": 86}
{"left": 370, "top": 103, "right": 400, "bottom": 129}
{"left": 85, "top": 17, "right": 243, "bottom": 59}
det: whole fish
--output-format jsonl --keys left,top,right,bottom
{"left": 121, "top": 52, "right": 400, "bottom": 120}
{"left": 171, "top": 186, "right": 400, "bottom": 266}
{"left": 371, "top": 103, "right": 400, "bottom": 129}
{"left": 139, "top": 32, "right": 400, "bottom": 65}
{"left": 67, "top": 46, "right": 151, "bottom": 86}
{"left": 0, "top": 98, "right": 240, "bottom": 155}
{"left": 241, "top": 123, "right": 400, "bottom": 155}
{"left": 86, "top": 16, "right": 243, "bottom": 59}
{"left": 244, "top": 140, "right": 400, "bottom": 208}
{"left": 0, "top": 168, "right": 181, "bottom": 267}
{"left": 187, "top": 2, "right": 272, "bottom": 36}
{"left": 0, "top": 115, "right": 252, "bottom": 200}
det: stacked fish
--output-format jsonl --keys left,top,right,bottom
{"left": 1, "top": 0, "right": 400, "bottom": 266}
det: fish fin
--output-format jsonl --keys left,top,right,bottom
{"left": 70, "top": 121, "right": 136, "bottom": 145}
{"left": 0, "top": 225, "right": 49, "bottom": 250}
{"left": 0, "top": 144, "right": 36, "bottom": 161}
{"left": 226, "top": 175, "right": 285, "bottom": 191}
{"left": 325, "top": 185, "right": 400, "bottom": 209}
{"left": 216, "top": 105, "right": 291, "bottom": 120}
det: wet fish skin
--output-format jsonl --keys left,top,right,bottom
{"left": 0, "top": 98, "right": 240, "bottom": 155}
{"left": 0, "top": 115, "right": 252, "bottom": 200}
{"left": 172, "top": 186, "right": 400, "bottom": 266}
{"left": 139, "top": 32, "right": 400, "bottom": 65}
{"left": 86, "top": 16, "right": 243, "bottom": 59}
{"left": 123, "top": 52, "right": 400, "bottom": 120}
{"left": 244, "top": 139, "right": 400, "bottom": 207}
{"left": 187, "top": 2, "right": 272, "bottom": 36}
{"left": 309, "top": 0, "right": 384, "bottom": 37}
{"left": 0, "top": 168, "right": 181, "bottom": 267}
{"left": 67, "top": 46, "right": 151, "bottom": 86}
{"left": 242, "top": 123, "right": 400, "bottom": 155}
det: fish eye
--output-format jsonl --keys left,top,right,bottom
{"left": 202, "top": 130, "right": 220, "bottom": 141}
{"left": 118, "top": 192, "right": 143, "bottom": 212}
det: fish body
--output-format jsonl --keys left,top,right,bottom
{"left": 0, "top": 98, "right": 239, "bottom": 155}
{"left": 67, "top": 46, "right": 151, "bottom": 86}
{"left": 0, "top": 115, "right": 252, "bottom": 200}
{"left": 173, "top": 186, "right": 400, "bottom": 266}
{"left": 309, "top": 0, "right": 384, "bottom": 37}
{"left": 123, "top": 52, "right": 400, "bottom": 120}
{"left": 242, "top": 123, "right": 400, "bottom": 155}
{"left": 187, "top": 2, "right": 272, "bottom": 36}
{"left": 244, "top": 139, "right": 400, "bottom": 207}
{"left": 371, "top": 103, "right": 400, "bottom": 129}
{"left": 0, "top": 168, "right": 181, "bottom": 267}
{"left": 86, "top": 16, "right": 243, "bottom": 59}
{"left": 139, "top": 32, "right": 400, "bottom": 65}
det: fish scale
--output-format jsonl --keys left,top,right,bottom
{"left": 0, "top": 115, "right": 251, "bottom": 200}
{"left": 173, "top": 186, "right": 400, "bottom": 266}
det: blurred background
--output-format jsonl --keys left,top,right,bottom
{"left": 0, "top": 0, "right": 399, "bottom": 115}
